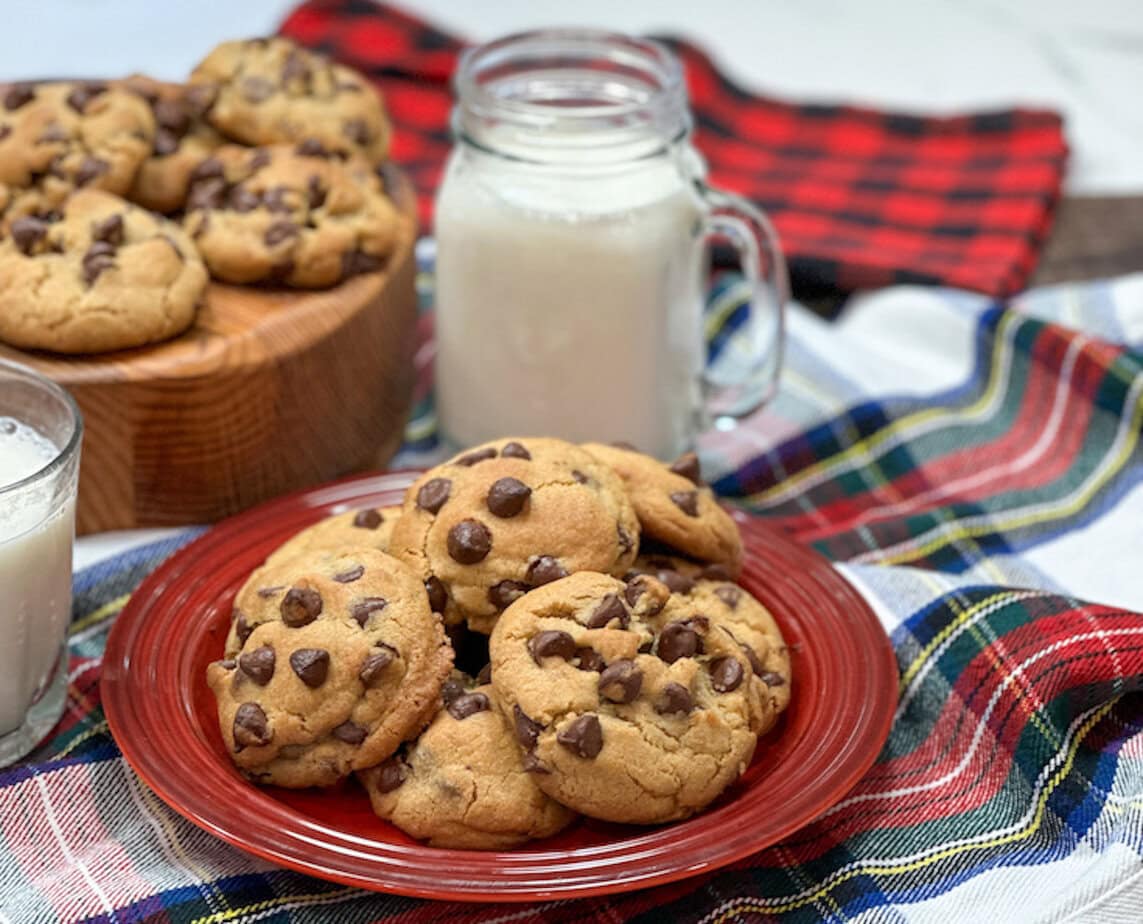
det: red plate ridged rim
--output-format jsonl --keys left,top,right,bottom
{"left": 102, "top": 470, "right": 898, "bottom": 902}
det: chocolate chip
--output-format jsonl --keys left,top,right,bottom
{"left": 710, "top": 656, "right": 744, "bottom": 693}
{"left": 425, "top": 577, "right": 447, "bottom": 613}
{"left": 341, "top": 250, "right": 384, "bottom": 277}
{"left": 500, "top": 441, "right": 531, "bottom": 460}
{"left": 241, "top": 76, "right": 275, "bottom": 102}
{"left": 529, "top": 630, "right": 576, "bottom": 665}
{"left": 599, "top": 660, "right": 642, "bottom": 704}
{"left": 525, "top": 556, "right": 567, "bottom": 587}
{"left": 238, "top": 646, "right": 275, "bottom": 685}
{"left": 9, "top": 216, "right": 48, "bottom": 255}
{"left": 264, "top": 220, "right": 298, "bottom": 247}
{"left": 571, "top": 470, "right": 589, "bottom": 485}
{"left": 617, "top": 524, "right": 633, "bottom": 554}
{"left": 557, "top": 714, "right": 603, "bottom": 758}
{"left": 488, "top": 580, "right": 529, "bottom": 610}
{"left": 350, "top": 596, "right": 388, "bottom": 628}
{"left": 447, "top": 519, "right": 492, "bottom": 564}
{"left": 657, "top": 569, "right": 695, "bottom": 595}
{"left": 235, "top": 611, "right": 252, "bottom": 646}
{"left": 487, "top": 477, "right": 531, "bottom": 517}
{"left": 513, "top": 705, "right": 544, "bottom": 749}
{"left": 216, "top": 658, "right": 236, "bottom": 670}
{"left": 81, "top": 244, "right": 115, "bottom": 285}
{"left": 609, "top": 440, "right": 638, "bottom": 451}
{"left": 416, "top": 477, "right": 451, "bottom": 514}
{"left": 282, "top": 49, "right": 311, "bottom": 84}
{"left": 153, "top": 98, "right": 190, "bottom": 135}
{"left": 184, "top": 83, "right": 215, "bottom": 116}
{"left": 248, "top": 148, "right": 272, "bottom": 170}
{"left": 256, "top": 585, "right": 285, "bottom": 598}
{"left": 575, "top": 647, "right": 606, "bottom": 672}
{"left": 741, "top": 644, "right": 765, "bottom": 676}
{"left": 656, "top": 683, "right": 694, "bottom": 715}
{"left": 441, "top": 678, "right": 466, "bottom": 706}
{"left": 296, "top": 138, "right": 331, "bottom": 158}
{"left": 75, "top": 156, "right": 109, "bottom": 187}
{"left": 669, "top": 452, "right": 702, "bottom": 485}
{"left": 521, "top": 751, "right": 549, "bottom": 774}
{"left": 586, "top": 593, "right": 628, "bottom": 629}
{"left": 0, "top": 125, "right": 9, "bottom": 142}
{"left": 262, "top": 186, "right": 293, "bottom": 213}
{"left": 657, "top": 621, "right": 702, "bottom": 663}
{"left": 233, "top": 703, "right": 271, "bottom": 749}
{"left": 623, "top": 575, "right": 665, "bottom": 615}
{"left": 38, "top": 123, "right": 69, "bottom": 144}
{"left": 306, "top": 174, "right": 326, "bottom": 209}
{"left": 759, "top": 670, "right": 786, "bottom": 687}
{"left": 342, "top": 118, "right": 370, "bottom": 145}
{"left": 190, "top": 158, "right": 224, "bottom": 183}
{"left": 188, "top": 176, "right": 227, "bottom": 210}
{"left": 92, "top": 213, "right": 123, "bottom": 246}
{"left": 290, "top": 648, "right": 330, "bottom": 687}
{"left": 280, "top": 587, "right": 322, "bottom": 627}
{"left": 332, "top": 721, "right": 366, "bottom": 744}
{"left": 223, "top": 185, "right": 257, "bottom": 213}
{"left": 4, "top": 84, "right": 34, "bottom": 110}
{"left": 66, "top": 82, "right": 105, "bottom": 113}
{"left": 455, "top": 447, "right": 497, "bottom": 467}
{"left": 333, "top": 564, "right": 364, "bottom": 584}
{"left": 670, "top": 490, "right": 700, "bottom": 517}
{"left": 359, "top": 646, "right": 395, "bottom": 685}
{"left": 448, "top": 691, "right": 490, "bottom": 720}
{"left": 476, "top": 663, "right": 492, "bottom": 685}
{"left": 353, "top": 508, "right": 382, "bottom": 529}
{"left": 714, "top": 586, "right": 741, "bottom": 609}
{"left": 375, "top": 755, "right": 407, "bottom": 792}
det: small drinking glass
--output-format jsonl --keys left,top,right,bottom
{"left": 0, "top": 359, "right": 82, "bottom": 766}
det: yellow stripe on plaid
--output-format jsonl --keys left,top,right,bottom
{"left": 703, "top": 699, "right": 1116, "bottom": 920}
{"left": 70, "top": 593, "right": 131, "bottom": 635}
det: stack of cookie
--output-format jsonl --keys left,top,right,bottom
{"left": 0, "top": 37, "right": 403, "bottom": 354}
{"left": 209, "top": 437, "right": 793, "bottom": 849}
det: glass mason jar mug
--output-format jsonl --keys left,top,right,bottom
{"left": 434, "top": 29, "right": 787, "bottom": 460}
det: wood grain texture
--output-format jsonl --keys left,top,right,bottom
{"left": 0, "top": 169, "right": 419, "bottom": 534}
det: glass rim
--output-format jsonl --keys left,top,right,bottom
{"left": 454, "top": 27, "right": 688, "bottom": 138}
{"left": 0, "top": 358, "right": 83, "bottom": 498}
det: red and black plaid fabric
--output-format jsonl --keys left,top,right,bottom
{"left": 280, "top": 0, "right": 1069, "bottom": 297}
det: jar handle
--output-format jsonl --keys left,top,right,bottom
{"left": 695, "top": 183, "right": 788, "bottom": 423}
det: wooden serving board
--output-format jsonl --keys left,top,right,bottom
{"left": 0, "top": 168, "right": 419, "bottom": 535}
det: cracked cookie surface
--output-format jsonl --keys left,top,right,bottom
{"left": 210, "top": 547, "right": 453, "bottom": 787}
{"left": 265, "top": 504, "right": 402, "bottom": 568}
{"left": 360, "top": 676, "right": 576, "bottom": 849}
{"left": 0, "top": 188, "right": 206, "bottom": 353}
{"left": 190, "top": 37, "right": 390, "bottom": 163}
{"left": 183, "top": 143, "right": 401, "bottom": 288}
{"left": 0, "top": 80, "right": 155, "bottom": 225}
{"left": 583, "top": 443, "right": 743, "bottom": 575}
{"left": 489, "top": 571, "right": 763, "bottom": 824}
{"left": 119, "top": 74, "right": 224, "bottom": 213}
{"left": 388, "top": 437, "right": 640, "bottom": 634}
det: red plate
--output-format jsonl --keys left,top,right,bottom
{"left": 102, "top": 471, "right": 897, "bottom": 902}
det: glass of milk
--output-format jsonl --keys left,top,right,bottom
{"left": 0, "top": 359, "right": 82, "bottom": 766}
{"left": 435, "top": 29, "right": 787, "bottom": 459}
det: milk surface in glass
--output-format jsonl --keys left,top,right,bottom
{"left": 0, "top": 418, "right": 74, "bottom": 735}
{"left": 435, "top": 144, "right": 705, "bottom": 459}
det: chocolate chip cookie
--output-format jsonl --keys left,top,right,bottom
{"left": 0, "top": 188, "right": 206, "bottom": 353}
{"left": 183, "top": 144, "right": 401, "bottom": 288}
{"left": 583, "top": 444, "right": 743, "bottom": 576}
{"left": 210, "top": 548, "right": 453, "bottom": 787}
{"left": 360, "top": 676, "right": 576, "bottom": 849}
{"left": 190, "top": 37, "right": 390, "bottom": 163}
{"left": 119, "top": 74, "right": 224, "bottom": 213}
{"left": 489, "top": 571, "right": 763, "bottom": 824}
{"left": 0, "top": 81, "right": 154, "bottom": 224}
{"left": 388, "top": 437, "right": 641, "bottom": 634}
{"left": 264, "top": 505, "right": 402, "bottom": 568}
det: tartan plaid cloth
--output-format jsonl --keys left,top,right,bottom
{"left": 278, "top": 0, "right": 1069, "bottom": 297}
{"left": 4, "top": 262, "right": 1143, "bottom": 922}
